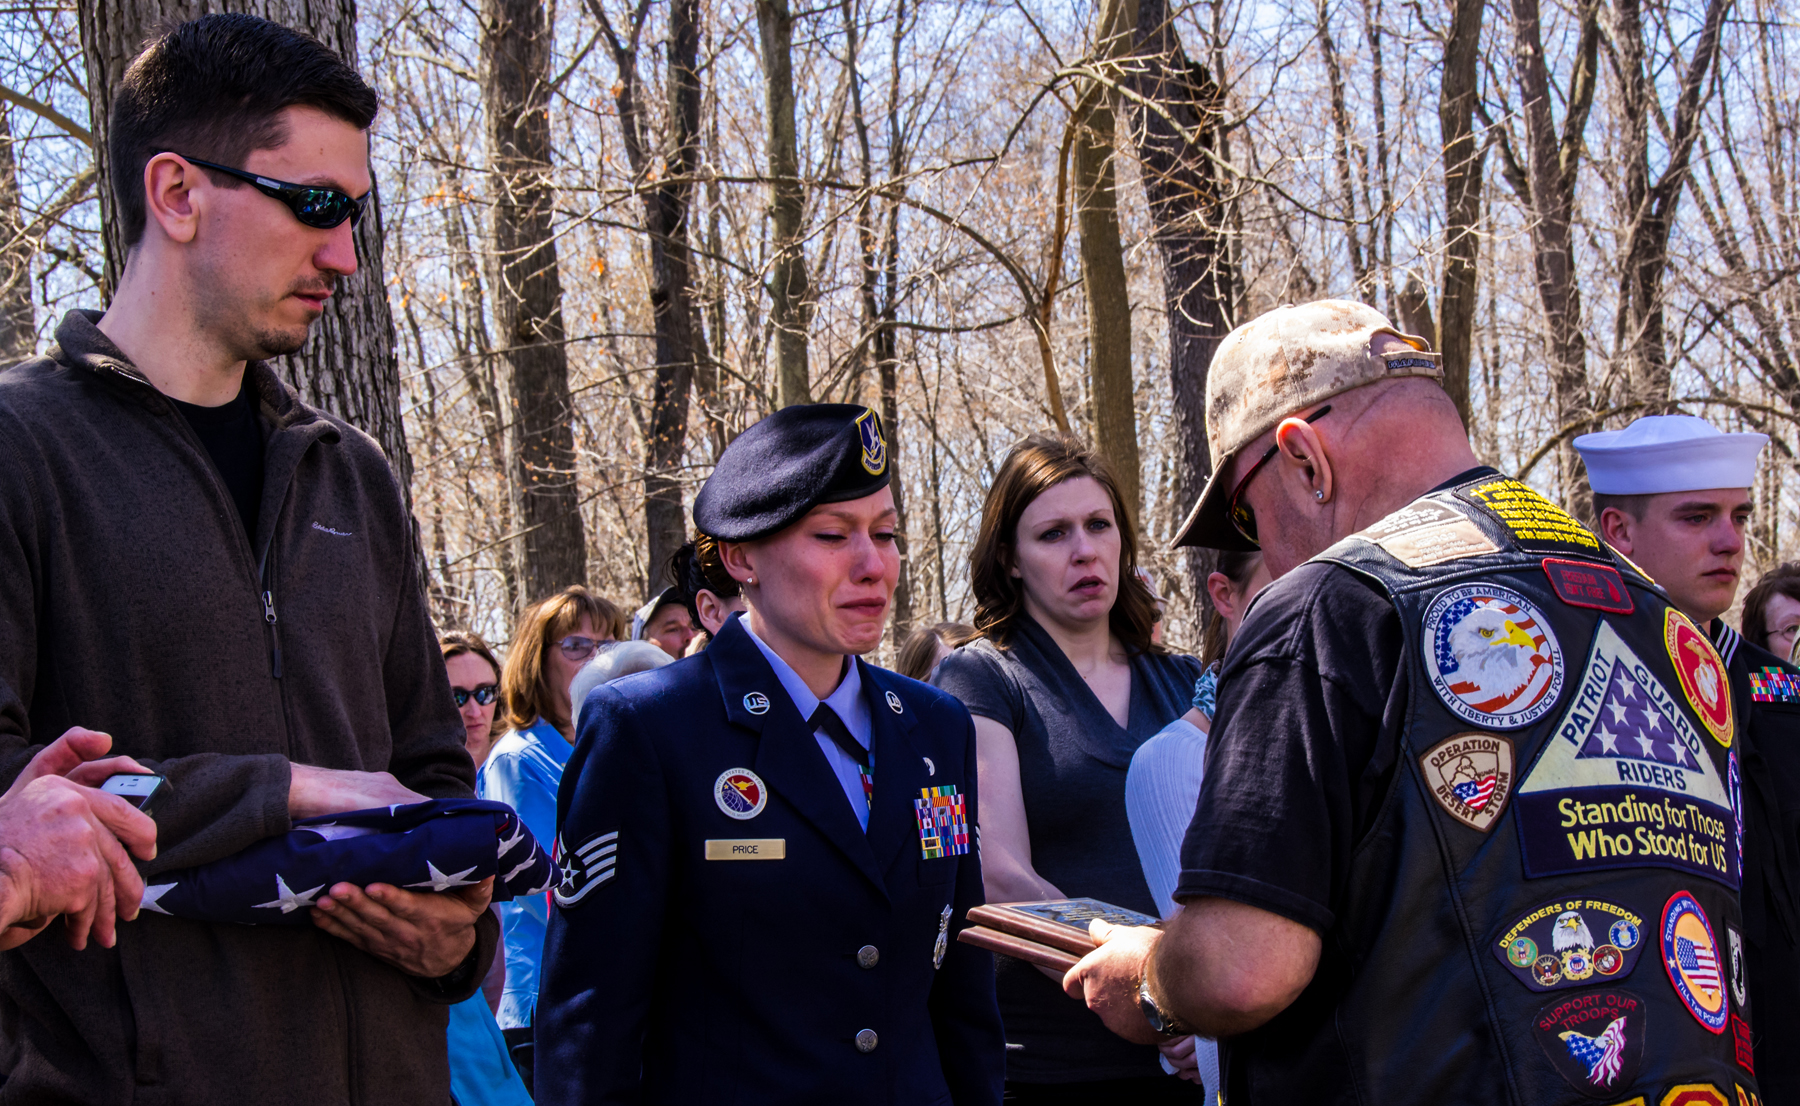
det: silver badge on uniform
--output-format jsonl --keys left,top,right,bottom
{"left": 923, "top": 756, "right": 936, "bottom": 777}
{"left": 933, "top": 903, "right": 952, "bottom": 970}
{"left": 886, "top": 690, "right": 904, "bottom": 714}
{"left": 743, "top": 692, "right": 771, "bottom": 715}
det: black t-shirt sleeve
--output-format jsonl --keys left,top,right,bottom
{"left": 1174, "top": 561, "right": 1405, "bottom": 933}
{"left": 932, "top": 644, "right": 1023, "bottom": 731}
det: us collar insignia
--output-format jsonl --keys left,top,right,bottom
{"left": 914, "top": 785, "right": 970, "bottom": 858}
{"left": 1351, "top": 498, "right": 1497, "bottom": 568}
{"left": 1662, "top": 891, "right": 1729, "bottom": 1033}
{"left": 714, "top": 768, "right": 769, "bottom": 820}
{"left": 1514, "top": 619, "right": 1737, "bottom": 888}
{"left": 1545, "top": 558, "right": 1635, "bottom": 615}
{"left": 1419, "top": 732, "right": 1513, "bottom": 831}
{"left": 743, "top": 691, "right": 771, "bottom": 715}
{"left": 855, "top": 408, "right": 887, "bottom": 476}
{"left": 1665, "top": 609, "right": 1734, "bottom": 747}
{"left": 1422, "top": 583, "right": 1565, "bottom": 729}
{"left": 1749, "top": 667, "right": 1800, "bottom": 702}
{"left": 1496, "top": 897, "right": 1646, "bottom": 991}
{"left": 1531, "top": 988, "right": 1645, "bottom": 1097}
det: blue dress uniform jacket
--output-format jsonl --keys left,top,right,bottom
{"left": 535, "top": 615, "right": 1006, "bottom": 1106}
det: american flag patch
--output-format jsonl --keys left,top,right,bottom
{"left": 914, "top": 786, "right": 971, "bottom": 859}
{"left": 1676, "top": 936, "right": 1721, "bottom": 992}
{"left": 1750, "top": 668, "right": 1800, "bottom": 702}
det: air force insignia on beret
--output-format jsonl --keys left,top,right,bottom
{"left": 856, "top": 408, "right": 888, "bottom": 475}
{"left": 554, "top": 830, "right": 618, "bottom": 908}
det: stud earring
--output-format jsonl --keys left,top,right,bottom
{"left": 1314, "top": 490, "right": 1325, "bottom": 501}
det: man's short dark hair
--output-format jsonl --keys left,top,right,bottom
{"left": 110, "top": 13, "right": 378, "bottom": 249}
{"left": 1592, "top": 492, "right": 1654, "bottom": 523}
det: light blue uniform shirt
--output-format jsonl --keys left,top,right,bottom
{"left": 446, "top": 992, "right": 533, "bottom": 1106}
{"left": 743, "top": 622, "right": 875, "bottom": 829}
{"left": 476, "top": 716, "right": 570, "bottom": 1029}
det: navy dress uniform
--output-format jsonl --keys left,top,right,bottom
{"left": 534, "top": 405, "right": 1005, "bottom": 1106}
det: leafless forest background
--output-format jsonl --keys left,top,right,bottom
{"left": 0, "top": 0, "right": 1794, "bottom": 654}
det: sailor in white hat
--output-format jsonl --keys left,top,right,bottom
{"left": 1575, "top": 413, "right": 1766, "bottom": 627}
{"left": 1578, "top": 413, "right": 1800, "bottom": 1099}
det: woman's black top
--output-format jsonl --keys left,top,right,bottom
{"left": 934, "top": 614, "right": 1204, "bottom": 1083}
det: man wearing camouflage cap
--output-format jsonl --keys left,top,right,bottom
{"left": 1066, "top": 301, "right": 1760, "bottom": 1102}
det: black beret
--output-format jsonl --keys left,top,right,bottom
{"left": 693, "top": 404, "right": 891, "bottom": 541}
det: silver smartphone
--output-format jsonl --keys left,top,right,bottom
{"left": 100, "top": 774, "right": 171, "bottom": 818}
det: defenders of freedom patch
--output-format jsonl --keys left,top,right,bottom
{"left": 1419, "top": 733, "right": 1513, "bottom": 831}
{"left": 1532, "top": 988, "right": 1646, "bottom": 1098}
{"left": 1494, "top": 897, "right": 1646, "bottom": 991}
{"left": 1351, "top": 499, "right": 1498, "bottom": 568}
{"left": 1661, "top": 890, "right": 1729, "bottom": 1034}
{"left": 1545, "top": 558, "right": 1636, "bottom": 615}
{"left": 1422, "top": 583, "right": 1564, "bottom": 729}
{"left": 1514, "top": 620, "right": 1738, "bottom": 888}
{"left": 1457, "top": 477, "right": 1605, "bottom": 557}
{"left": 1665, "top": 609, "right": 1734, "bottom": 748}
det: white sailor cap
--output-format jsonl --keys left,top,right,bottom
{"left": 1572, "top": 414, "right": 1767, "bottom": 495}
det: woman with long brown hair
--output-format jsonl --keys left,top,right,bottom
{"left": 933, "top": 433, "right": 1205, "bottom": 1101}
{"left": 475, "top": 585, "right": 622, "bottom": 1091}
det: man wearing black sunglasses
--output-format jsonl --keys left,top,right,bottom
{"left": 0, "top": 13, "right": 493, "bottom": 1106}
{"left": 1064, "top": 300, "right": 1761, "bottom": 1103}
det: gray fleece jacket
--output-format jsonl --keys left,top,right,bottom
{"left": 0, "top": 310, "right": 496, "bottom": 1105}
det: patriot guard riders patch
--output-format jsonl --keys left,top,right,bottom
{"left": 1531, "top": 988, "right": 1646, "bottom": 1097}
{"left": 1457, "top": 477, "right": 1605, "bottom": 558}
{"left": 1665, "top": 610, "right": 1734, "bottom": 748}
{"left": 1545, "top": 558, "right": 1635, "bottom": 615}
{"left": 1419, "top": 733, "right": 1513, "bottom": 831}
{"left": 1661, "top": 890, "right": 1729, "bottom": 1034}
{"left": 1495, "top": 897, "right": 1646, "bottom": 991}
{"left": 1514, "top": 620, "right": 1737, "bottom": 888}
{"left": 1351, "top": 499, "right": 1497, "bottom": 568}
{"left": 1422, "top": 584, "right": 1564, "bottom": 729}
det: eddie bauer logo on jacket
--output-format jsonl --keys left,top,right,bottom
{"left": 312, "top": 521, "right": 354, "bottom": 537}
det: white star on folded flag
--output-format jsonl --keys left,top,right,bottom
{"left": 405, "top": 860, "right": 480, "bottom": 892}
{"left": 253, "top": 874, "right": 327, "bottom": 914}
{"left": 139, "top": 883, "right": 177, "bottom": 915}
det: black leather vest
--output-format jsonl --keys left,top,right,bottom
{"left": 1298, "top": 473, "right": 1757, "bottom": 1105}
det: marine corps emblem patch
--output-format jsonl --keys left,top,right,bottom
{"left": 854, "top": 408, "right": 887, "bottom": 476}
{"left": 1531, "top": 988, "right": 1646, "bottom": 1097}
{"left": 1419, "top": 732, "right": 1513, "bottom": 831}
{"left": 1661, "top": 891, "right": 1729, "bottom": 1034}
{"left": 1422, "top": 583, "right": 1564, "bottom": 729}
{"left": 1666, "top": 610, "right": 1733, "bottom": 748}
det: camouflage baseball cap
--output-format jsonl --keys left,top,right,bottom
{"left": 1172, "top": 299, "right": 1439, "bottom": 550}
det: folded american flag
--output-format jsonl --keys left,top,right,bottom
{"left": 138, "top": 798, "right": 559, "bottom": 926}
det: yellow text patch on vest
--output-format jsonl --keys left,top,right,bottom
{"left": 1458, "top": 477, "right": 1603, "bottom": 556}
{"left": 705, "top": 839, "right": 786, "bottom": 860}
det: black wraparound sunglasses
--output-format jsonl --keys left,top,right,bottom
{"left": 453, "top": 684, "right": 498, "bottom": 708}
{"left": 1227, "top": 404, "right": 1333, "bottom": 546}
{"left": 175, "top": 154, "right": 370, "bottom": 229}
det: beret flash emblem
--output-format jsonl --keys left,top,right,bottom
{"left": 855, "top": 408, "right": 887, "bottom": 476}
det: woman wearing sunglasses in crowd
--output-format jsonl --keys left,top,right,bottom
{"left": 477, "top": 586, "right": 624, "bottom": 1092}
{"left": 442, "top": 631, "right": 505, "bottom": 768}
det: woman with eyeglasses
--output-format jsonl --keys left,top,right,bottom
{"left": 477, "top": 585, "right": 624, "bottom": 1092}
{"left": 441, "top": 631, "right": 504, "bottom": 768}
{"left": 932, "top": 433, "right": 1204, "bottom": 1103}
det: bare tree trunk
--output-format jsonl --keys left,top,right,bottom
{"left": 78, "top": 0, "right": 413, "bottom": 498}
{"left": 1504, "top": 0, "right": 1600, "bottom": 517}
{"left": 756, "top": 0, "right": 812, "bottom": 407}
{"left": 1114, "top": 0, "right": 1237, "bottom": 604}
{"left": 1609, "top": 0, "right": 1732, "bottom": 407}
{"left": 484, "top": 0, "right": 586, "bottom": 600}
{"left": 593, "top": 0, "right": 705, "bottom": 595}
{"left": 1436, "top": 0, "right": 1484, "bottom": 429}
{"left": 0, "top": 109, "right": 33, "bottom": 363}
{"left": 1315, "top": 0, "right": 1371, "bottom": 300}
{"left": 1072, "top": 71, "right": 1140, "bottom": 519}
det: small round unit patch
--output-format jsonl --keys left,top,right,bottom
{"left": 1531, "top": 988, "right": 1646, "bottom": 1097}
{"left": 1494, "top": 897, "right": 1646, "bottom": 992}
{"left": 1422, "top": 583, "right": 1564, "bottom": 729}
{"left": 1419, "top": 732, "right": 1514, "bottom": 831}
{"left": 714, "top": 768, "right": 769, "bottom": 820}
{"left": 743, "top": 692, "right": 771, "bottom": 715}
{"left": 1661, "top": 890, "right": 1728, "bottom": 1033}
{"left": 1665, "top": 609, "right": 1733, "bottom": 747}
{"left": 886, "top": 690, "right": 904, "bottom": 714}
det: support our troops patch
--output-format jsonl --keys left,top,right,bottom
{"left": 1665, "top": 610, "right": 1734, "bottom": 748}
{"left": 1419, "top": 733, "right": 1513, "bottom": 831}
{"left": 1532, "top": 988, "right": 1646, "bottom": 1098}
{"left": 1495, "top": 897, "right": 1646, "bottom": 991}
{"left": 1421, "top": 584, "right": 1564, "bottom": 729}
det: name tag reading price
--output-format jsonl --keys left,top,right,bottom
{"left": 705, "top": 839, "right": 787, "bottom": 860}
